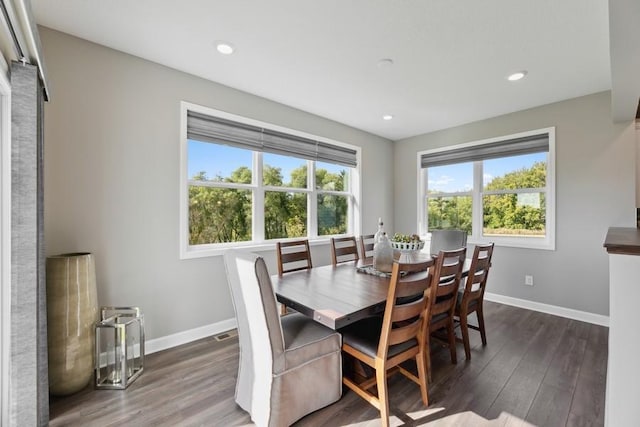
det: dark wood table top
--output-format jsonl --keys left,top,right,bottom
{"left": 603, "top": 227, "right": 640, "bottom": 255}
{"left": 272, "top": 255, "right": 435, "bottom": 330}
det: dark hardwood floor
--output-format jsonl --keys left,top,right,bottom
{"left": 49, "top": 301, "right": 607, "bottom": 426}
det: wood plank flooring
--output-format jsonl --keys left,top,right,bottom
{"left": 49, "top": 301, "right": 607, "bottom": 426}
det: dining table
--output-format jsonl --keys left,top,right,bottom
{"left": 272, "top": 254, "right": 440, "bottom": 330}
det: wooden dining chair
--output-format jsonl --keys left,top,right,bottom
{"left": 455, "top": 243, "right": 494, "bottom": 360}
{"left": 359, "top": 234, "right": 375, "bottom": 260}
{"left": 276, "top": 239, "right": 312, "bottom": 275}
{"left": 429, "top": 229, "right": 467, "bottom": 256}
{"left": 428, "top": 247, "right": 466, "bottom": 376}
{"left": 276, "top": 239, "right": 312, "bottom": 314}
{"left": 340, "top": 259, "right": 433, "bottom": 427}
{"left": 330, "top": 236, "right": 359, "bottom": 266}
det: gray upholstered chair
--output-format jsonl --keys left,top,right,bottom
{"left": 429, "top": 229, "right": 468, "bottom": 256}
{"left": 224, "top": 250, "right": 342, "bottom": 427}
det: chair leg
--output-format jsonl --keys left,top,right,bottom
{"left": 460, "top": 313, "right": 471, "bottom": 360}
{"left": 426, "top": 337, "right": 433, "bottom": 383}
{"left": 447, "top": 320, "right": 457, "bottom": 364}
{"left": 280, "top": 304, "right": 287, "bottom": 316}
{"left": 477, "top": 307, "right": 487, "bottom": 345}
{"left": 416, "top": 351, "right": 429, "bottom": 406}
{"left": 376, "top": 366, "right": 391, "bottom": 427}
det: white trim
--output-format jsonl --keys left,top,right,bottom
{"left": 0, "top": 64, "right": 11, "bottom": 427}
{"left": 179, "top": 102, "right": 190, "bottom": 260}
{"left": 144, "top": 318, "right": 237, "bottom": 355}
{"left": 416, "top": 157, "right": 425, "bottom": 235}
{"left": 142, "top": 291, "right": 609, "bottom": 358}
{"left": 484, "top": 292, "right": 609, "bottom": 327}
{"left": 179, "top": 101, "right": 362, "bottom": 259}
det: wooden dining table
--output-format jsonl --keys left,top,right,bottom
{"left": 272, "top": 255, "right": 437, "bottom": 330}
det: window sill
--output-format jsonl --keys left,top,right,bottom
{"left": 466, "top": 236, "right": 555, "bottom": 251}
{"left": 180, "top": 237, "right": 337, "bottom": 260}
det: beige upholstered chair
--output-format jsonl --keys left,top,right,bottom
{"left": 429, "top": 229, "right": 467, "bottom": 256}
{"left": 224, "top": 250, "right": 342, "bottom": 427}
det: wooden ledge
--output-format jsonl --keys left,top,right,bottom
{"left": 604, "top": 227, "right": 640, "bottom": 255}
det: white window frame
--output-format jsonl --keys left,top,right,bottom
{"left": 180, "top": 102, "right": 362, "bottom": 259}
{"left": 417, "top": 127, "right": 555, "bottom": 250}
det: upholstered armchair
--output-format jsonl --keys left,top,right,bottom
{"left": 224, "top": 250, "right": 342, "bottom": 426}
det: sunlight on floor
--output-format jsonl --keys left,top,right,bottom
{"left": 406, "top": 406, "right": 446, "bottom": 419}
{"left": 339, "top": 409, "right": 537, "bottom": 426}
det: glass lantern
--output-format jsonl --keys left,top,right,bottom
{"left": 95, "top": 306, "right": 145, "bottom": 389}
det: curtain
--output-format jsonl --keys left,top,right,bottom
{"left": 420, "top": 133, "right": 549, "bottom": 169}
{"left": 187, "top": 110, "right": 358, "bottom": 168}
{"left": 10, "top": 60, "right": 47, "bottom": 426}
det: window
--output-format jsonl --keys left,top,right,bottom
{"left": 180, "top": 102, "right": 361, "bottom": 258}
{"left": 418, "top": 128, "right": 555, "bottom": 250}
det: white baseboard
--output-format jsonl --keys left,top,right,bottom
{"left": 143, "top": 294, "right": 609, "bottom": 355}
{"left": 145, "top": 317, "right": 237, "bottom": 355}
{"left": 484, "top": 292, "right": 609, "bottom": 327}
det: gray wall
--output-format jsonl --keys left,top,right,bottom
{"left": 394, "top": 91, "right": 636, "bottom": 316}
{"left": 40, "top": 27, "right": 393, "bottom": 340}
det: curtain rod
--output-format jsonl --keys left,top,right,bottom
{"left": 0, "top": 0, "right": 50, "bottom": 101}
{"left": 0, "top": 1, "right": 25, "bottom": 60}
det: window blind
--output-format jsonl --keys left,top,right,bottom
{"left": 187, "top": 110, "right": 358, "bottom": 167}
{"left": 420, "top": 133, "right": 549, "bottom": 168}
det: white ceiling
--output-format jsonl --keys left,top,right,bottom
{"left": 30, "top": 0, "right": 618, "bottom": 141}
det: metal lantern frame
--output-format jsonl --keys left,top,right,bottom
{"left": 95, "top": 306, "right": 145, "bottom": 390}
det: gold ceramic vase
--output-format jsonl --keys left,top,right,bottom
{"left": 46, "top": 252, "right": 98, "bottom": 395}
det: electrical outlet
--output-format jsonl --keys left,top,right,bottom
{"left": 525, "top": 275, "right": 534, "bottom": 286}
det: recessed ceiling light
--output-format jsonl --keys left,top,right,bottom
{"left": 507, "top": 71, "right": 527, "bottom": 81}
{"left": 215, "top": 41, "right": 235, "bottom": 55}
{"left": 382, "top": 114, "right": 394, "bottom": 121}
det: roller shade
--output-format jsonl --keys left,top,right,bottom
{"left": 421, "top": 133, "right": 549, "bottom": 168}
{"left": 187, "top": 110, "right": 358, "bottom": 168}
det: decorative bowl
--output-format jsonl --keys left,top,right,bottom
{"left": 390, "top": 240, "right": 425, "bottom": 251}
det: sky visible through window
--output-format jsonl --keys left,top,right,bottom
{"left": 188, "top": 140, "right": 344, "bottom": 180}
{"left": 428, "top": 152, "right": 546, "bottom": 193}
{"left": 189, "top": 140, "right": 544, "bottom": 189}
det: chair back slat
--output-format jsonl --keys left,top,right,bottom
{"left": 395, "top": 270, "right": 430, "bottom": 298}
{"left": 391, "top": 298, "right": 425, "bottom": 323}
{"left": 276, "top": 240, "right": 312, "bottom": 276}
{"left": 330, "top": 236, "right": 359, "bottom": 266}
{"left": 359, "top": 234, "right": 375, "bottom": 259}
{"left": 388, "top": 319, "right": 422, "bottom": 347}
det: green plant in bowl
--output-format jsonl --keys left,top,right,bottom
{"left": 391, "top": 233, "right": 424, "bottom": 251}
